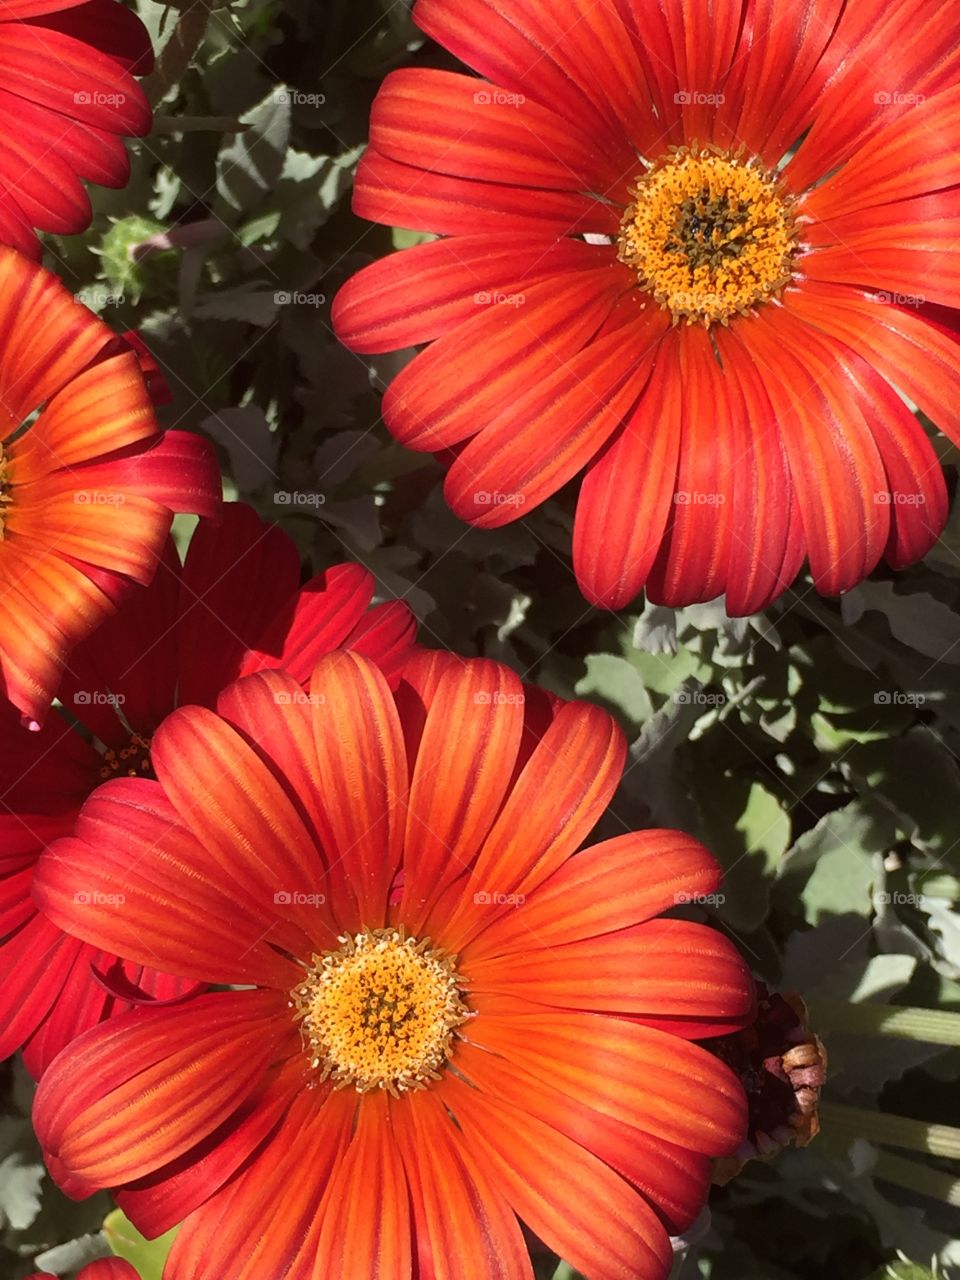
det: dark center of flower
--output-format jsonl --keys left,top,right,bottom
{"left": 99, "top": 731, "right": 153, "bottom": 781}
{"left": 618, "top": 143, "right": 797, "bottom": 326}
{"left": 292, "top": 927, "right": 470, "bottom": 1096}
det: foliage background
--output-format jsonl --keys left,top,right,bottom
{"left": 3, "top": 0, "right": 960, "bottom": 1275}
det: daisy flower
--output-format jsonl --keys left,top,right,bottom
{"left": 0, "top": 248, "right": 220, "bottom": 726}
{"left": 34, "top": 651, "right": 750, "bottom": 1280}
{"left": 335, "top": 0, "right": 960, "bottom": 615}
{"left": 0, "top": 0, "right": 154, "bottom": 256}
{"left": 0, "top": 502, "right": 416, "bottom": 1076}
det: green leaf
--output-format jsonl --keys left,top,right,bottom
{"left": 844, "top": 729, "right": 960, "bottom": 869}
{"left": 842, "top": 582, "right": 960, "bottom": 665}
{"left": 216, "top": 87, "right": 291, "bottom": 211}
{"left": 104, "top": 1208, "right": 178, "bottom": 1280}
{"left": 576, "top": 654, "right": 654, "bottom": 727}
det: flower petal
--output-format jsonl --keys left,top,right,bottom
{"left": 468, "top": 918, "right": 753, "bottom": 1032}
{"left": 35, "top": 990, "right": 292, "bottom": 1187}
{"left": 309, "top": 652, "right": 409, "bottom": 929}
{"left": 464, "top": 830, "right": 722, "bottom": 963}
{"left": 400, "top": 660, "right": 524, "bottom": 932}
{"left": 392, "top": 1089, "right": 533, "bottom": 1280}
{"left": 438, "top": 1073, "right": 672, "bottom": 1280}
{"left": 573, "top": 327, "right": 681, "bottom": 610}
{"left": 34, "top": 778, "right": 304, "bottom": 987}
{"left": 382, "top": 267, "right": 627, "bottom": 452}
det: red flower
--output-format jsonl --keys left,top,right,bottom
{"left": 0, "top": 248, "right": 221, "bottom": 727}
{"left": 335, "top": 0, "right": 960, "bottom": 616}
{"left": 34, "top": 651, "right": 750, "bottom": 1280}
{"left": 0, "top": 0, "right": 154, "bottom": 256}
{"left": 0, "top": 502, "right": 416, "bottom": 1076}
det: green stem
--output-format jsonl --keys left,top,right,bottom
{"left": 810, "top": 998, "right": 960, "bottom": 1046}
{"left": 821, "top": 1102, "right": 960, "bottom": 1159}
{"left": 872, "top": 1150, "right": 960, "bottom": 1207}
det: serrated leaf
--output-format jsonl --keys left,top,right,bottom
{"left": 217, "top": 87, "right": 291, "bottom": 211}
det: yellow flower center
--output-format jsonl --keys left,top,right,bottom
{"left": 292, "top": 927, "right": 470, "bottom": 1096}
{"left": 618, "top": 144, "right": 797, "bottom": 327}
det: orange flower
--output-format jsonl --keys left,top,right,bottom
{"left": 34, "top": 652, "right": 751, "bottom": 1280}
{"left": 335, "top": 0, "right": 960, "bottom": 615}
{"left": 0, "top": 248, "right": 220, "bottom": 726}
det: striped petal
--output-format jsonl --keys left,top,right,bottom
{"left": 34, "top": 990, "right": 292, "bottom": 1187}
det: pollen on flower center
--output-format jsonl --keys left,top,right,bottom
{"left": 0, "top": 445, "right": 13, "bottom": 538}
{"left": 618, "top": 143, "right": 797, "bottom": 327}
{"left": 99, "top": 732, "right": 152, "bottom": 781}
{"left": 292, "top": 927, "right": 471, "bottom": 1096}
